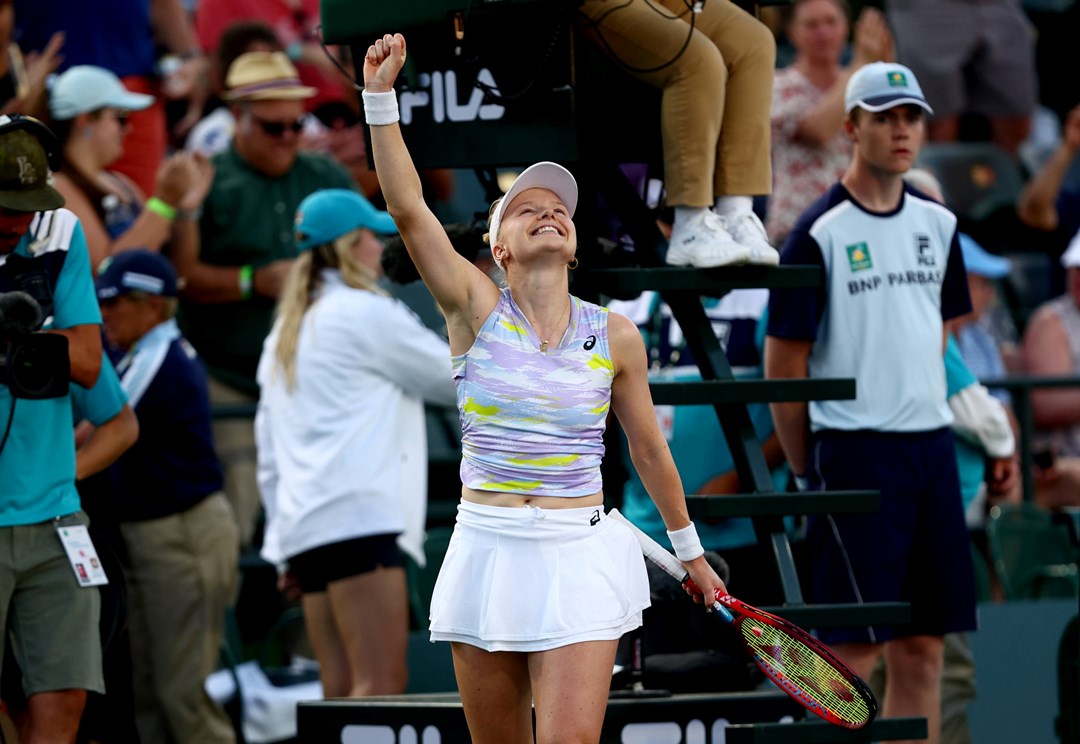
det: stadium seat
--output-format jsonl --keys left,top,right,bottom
{"left": 986, "top": 503, "right": 1080, "bottom": 600}
{"left": 916, "top": 142, "right": 1025, "bottom": 223}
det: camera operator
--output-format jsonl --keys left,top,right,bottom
{"left": 0, "top": 114, "right": 106, "bottom": 743}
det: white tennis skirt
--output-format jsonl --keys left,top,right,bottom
{"left": 429, "top": 500, "right": 651, "bottom": 652}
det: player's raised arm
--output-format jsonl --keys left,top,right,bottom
{"left": 363, "top": 34, "right": 497, "bottom": 335}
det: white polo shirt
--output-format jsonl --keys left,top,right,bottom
{"left": 768, "top": 183, "right": 972, "bottom": 433}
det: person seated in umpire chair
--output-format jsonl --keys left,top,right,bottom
{"left": 578, "top": 0, "right": 780, "bottom": 268}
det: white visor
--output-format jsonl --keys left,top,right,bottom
{"left": 488, "top": 162, "right": 578, "bottom": 269}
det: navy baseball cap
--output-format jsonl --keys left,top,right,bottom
{"left": 96, "top": 250, "right": 178, "bottom": 299}
{"left": 845, "top": 62, "right": 933, "bottom": 115}
{"left": 294, "top": 189, "right": 397, "bottom": 252}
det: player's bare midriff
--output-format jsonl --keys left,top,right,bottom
{"left": 461, "top": 486, "right": 605, "bottom": 509}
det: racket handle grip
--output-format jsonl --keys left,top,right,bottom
{"left": 683, "top": 578, "right": 735, "bottom": 623}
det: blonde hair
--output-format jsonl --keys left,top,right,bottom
{"left": 273, "top": 228, "right": 386, "bottom": 390}
{"left": 483, "top": 196, "right": 502, "bottom": 246}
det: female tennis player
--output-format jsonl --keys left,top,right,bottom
{"left": 364, "top": 34, "right": 726, "bottom": 743}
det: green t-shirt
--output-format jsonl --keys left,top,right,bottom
{"left": 180, "top": 146, "right": 354, "bottom": 393}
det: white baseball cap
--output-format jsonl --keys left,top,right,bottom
{"left": 49, "top": 66, "right": 154, "bottom": 120}
{"left": 487, "top": 161, "right": 578, "bottom": 268}
{"left": 845, "top": 62, "right": 933, "bottom": 116}
{"left": 1062, "top": 230, "right": 1080, "bottom": 269}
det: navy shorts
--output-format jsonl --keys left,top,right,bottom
{"left": 288, "top": 534, "right": 404, "bottom": 594}
{"left": 805, "top": 428, "right": 977, "bottom": 644}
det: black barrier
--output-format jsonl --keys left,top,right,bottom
{"left": 298, "top": 690, "right": 806, "bottom": 743}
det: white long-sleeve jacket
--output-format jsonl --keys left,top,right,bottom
{"left": 256, "top": 270, "right": 455, "bottom": 568}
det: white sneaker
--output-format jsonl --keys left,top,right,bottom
{"left": 724, "top": 210, "right": 779, "bottom": 266}
{"left": 666, "top": 211, "right": 752, "bottom": 268}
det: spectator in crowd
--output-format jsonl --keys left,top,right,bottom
{"left": 0, "top": 115, "right": 104, "bottom": 744}
{"left": 766, "top": 62, "right": 975, "bottom": 744}
{"left": 950, "top": 233, "right": 1018, "bottom": 401}
{"left": 186, "top": 20, "right": 287, "bottom": 157}
{"left": 256, "top": 189, "right": 455, "bottom": 697}
{"left": 48, "top": 65, "right": 214, "bottom": 271}
{"left": 16, "top": 0, "right": 209, "bottom": 193}
{"left": 886, "top": 0, "right": 1037, "bottom": 156}
{"left": 1017, "top": 102, "right": 1080, "bottom": 241}
{"left": 578, "top": 0, "right": 779, "bottom": 267}
{"left": 96, "top": 249, "right": 239, "bottom": 744}
{"left": 916, "top": 174, "right": 1079, "bottom": 513}
{"left": 184, "top": 20, "right": 383, "bottom": 199}
{"left": 0, "top": 0, "right": 62, "bottom": 117}
{"left": 607, "top": 285, "right": 791, "bottom": 684}
{"left": 195, "top": 0, "right": 347, "bottom": 120}
{"left": 1021, "top": 232, "right": 1080, "bottom": 509}
{"left": 768, "top": 0, "right": 893, "bottom": 244}
{"left": 173, "top": 50, "right": 355, "bottom": 548}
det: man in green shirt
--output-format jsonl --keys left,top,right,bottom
{"left": 173, "top": 51, "right": 354, "bottom": 546}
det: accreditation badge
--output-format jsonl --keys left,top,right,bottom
{"left": 55, "top": 516, "right": 109, "bottom": 587}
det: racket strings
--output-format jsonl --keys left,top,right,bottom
{"left": 739, "top": 620, "right": 871, "bottom": 726}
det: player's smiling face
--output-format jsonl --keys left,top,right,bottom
{"left": 849, "top": 105, "right": 926, "bottom": 175}
{"left": 495, "top": 187, "right": 576, "bottom": 268}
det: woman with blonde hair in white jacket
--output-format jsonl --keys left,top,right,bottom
{"left": 255, "top": 188, "right": 455, "bottom": 697}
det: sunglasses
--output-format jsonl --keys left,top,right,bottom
{"left": 250, "top": 113, "right": 306, "bottom": 137}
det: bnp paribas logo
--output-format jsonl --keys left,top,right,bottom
{"left": 846, "top": 242, "right": 873, "bottom": 272}
{"left": 887, "top": 71, "right": 908, "bottom": 87}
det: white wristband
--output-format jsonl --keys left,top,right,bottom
{"left": 362, "top": 89, "right": 399, "bottom": 126}
{"left": 667, "top": 522, "right": 705, "bottom": 563}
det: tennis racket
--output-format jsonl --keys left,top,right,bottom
{"left": 608, "top": 509, "right": 878, "bottom": 730}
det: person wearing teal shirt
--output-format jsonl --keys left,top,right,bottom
{"left": 0, "top": 118, "right": 106, "bottom": 743}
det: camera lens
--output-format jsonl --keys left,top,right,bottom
{"left": 9, "top": 341, "right": 56, "bottom": 397}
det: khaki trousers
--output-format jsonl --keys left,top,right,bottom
{"left": 207, "top": 376, "right": 261, "bottom": 549}
{"left": 579, "top": 0, "right": 775, "bottom": 205}
{"left": 122, "top": 493, "right": 240, "bottom": 744}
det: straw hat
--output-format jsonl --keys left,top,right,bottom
{"left": 222, "top": 51, "right": 317, "bottom": 102}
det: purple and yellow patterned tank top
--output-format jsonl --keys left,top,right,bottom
{"left": 454, "top": 289, "right": 614, "bottom": 496}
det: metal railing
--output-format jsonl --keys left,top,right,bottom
{"left": 980, "top": 374, "right": 1080, "bottom": 502}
